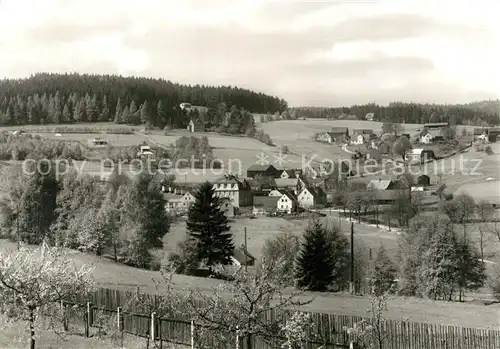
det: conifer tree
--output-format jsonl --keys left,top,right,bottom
{"left": 295, "top": 219, "right": 337, "bottom": 292}
{"left": 371, "top": 244, "right": 397, "bottom": 295}
{"left": 114, "top": 97, "right": 123, "bottom": 123}
{"left": 99, "top": 94, "right": 111, "bottom": 121}
{"left": 187, "top": 181, "right": 233, "bottom": 271}
{"left": 62, "top": 103, "right": 71, "bottom": 123}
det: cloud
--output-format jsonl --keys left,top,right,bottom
{"left": 0, "top": 0, "right": 498, "bottom": 106}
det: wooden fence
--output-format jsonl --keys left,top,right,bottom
{"left": 64, "top": 287, "right": 500, "bottom": 349}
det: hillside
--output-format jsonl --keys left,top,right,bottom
{"left": 0, "top": 73, "right": 287, "bottom": 127}
{"left": 291, "top": 100, "right": 500, "bottom": 126}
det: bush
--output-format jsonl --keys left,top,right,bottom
{"left": 485, "top": 145, "right": 494, "bottom": 155}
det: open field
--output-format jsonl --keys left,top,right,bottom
{"left": 0, "top": 122, "right": 138, "bottom": 132}
{"left": 39, "top": 132, "right": 147, "bottom": 146}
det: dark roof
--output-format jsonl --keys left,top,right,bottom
{"left": 303, "top": 186, "right": 326, "bottom": 197}
{"left": 474, "top": 128, "right": 487, "bottom": 135}
{"left": 417, "top": 174, "right": 430, "bottom": 179}
{"left": 253, "top": 196, "right": 279, "bottom": 208}
{"left": 423, "top": 122, "right": 449, "bottom": 128}
{"left": 233, "top": 245, "right": 255, "bottom": 265}
{"left": 488, "top": 127, "right": 500, "bottom": 134}
{"left": 281, "top": 190, "right": 297, "bottom": 201}
{"left": 330, "top": 127, "right": 349, "bottom": 134}
{"left": 246, "top": 177, "right": 276, "bottom": 189}
{"left": 353, "top": 129, "right": 374, "bottom": 135}
{"left": 247, "top": 164, "right": 278, "bottom": 172}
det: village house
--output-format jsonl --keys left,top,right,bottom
{"left": 277, "top": 191, "right": 297, "bottom": 214}
{"left": 329, "top": 127, "right": 350, "bottom": 142}
{"left": 420, "top": 129, "right": 444, "bottom": 144}
{"left": 416, "top": 174, "right": 431, "bottom": 187}
{"left": 297, "top": 187, "right": 327, "bottom": 209}
{"left": 245, "top": 177, "right": 276, "bottom": 196}
{"left": 366, "top": 179, "right": 398, "bottom": 191}
{"left": 279, "top": 169, "right": 303, "bottom": 179}
{"left": 473, "top": 128, "right": 488, "bottom": 141}
{"left": 365, "top": 113, "right": 375, "bottom": 121}
{"left": 350, "top": 129, "right": 375, "bottom": 145}
{"left": 275, "top": 176, "right": 307, "bottom": 195}
{"left": 488, "top": 127, "right": 500, "bottom": 142}
{"left": 212, "top": 175, "right": 252, "bottom": 208}
{"left": 252, "top": 196, "right": 280, "bottom": 215}
{"left": 163, "top": 190, "right": 196, "bottom": 214}
{"left": 315, "top": 132, "right": 337, "bottom": 144}
{"left": 246, "top": 164, "right": 281, "bottom": 178}
{"left": 406, "top": 148, "right": 436, "bottom": 163}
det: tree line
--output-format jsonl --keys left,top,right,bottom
{"left": 291, "top": 100, "right": 500, "bottom": 126}
{"left": 0, "top": 163, "right": 173, "bottom": 269}
{"left": 0, "top": 73, "right": 287, "bottom": 127}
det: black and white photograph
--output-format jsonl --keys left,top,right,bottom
{"left": 0, "top": 0, "right": 498, "bottom": 348}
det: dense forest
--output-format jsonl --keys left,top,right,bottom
{"left": 0, "top": 73, "right": 288, "bottom": 127}
{"left": 290, "top": 100, "right": 500, "bottom": 126}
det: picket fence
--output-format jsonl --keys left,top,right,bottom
{"left": 64, "top": 287, "right": 500, "bottom": 349}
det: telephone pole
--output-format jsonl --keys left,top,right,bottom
{"left": 350, "top": 222, "right": 354, "bottom": 294}
{"left": 244, "top": 227, "right": 248, "bottom": 272}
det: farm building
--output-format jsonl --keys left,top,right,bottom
{"left": 366, "top": 179, "right": 398, "bottom": 191}
{"left": 315, "top": 132, "right": 337, "bottom": 144}
{"left": 488, "top": 127, "right": 500, "bottom": 142}
{"left": 277, "top": 191, "right": 297, "bottom": 214}
{"left": 246, "top": 177, "right": 276, "bottom": 195}
{"left": 163, "top": 191, "right": 196, "bottom": 214}
{"left": 365, "top": 113, "right": 374, "bottom": 121}
{"left": 420, "top": 130, "right": 444, "bottom": 144}
{"left": 213, "top": 175, "right": 252, "bottom": 208}
{"left": 252, "top": 196, "right": 280, "bottom": 215}
{"left": 351, "top": 129, "right": 375, "bottom": 145}
{"left": 231, "top": 245, "right": 256, "bottom": 266}
{"left": 297, "top": 187, "right": 327, "bottom": 209}
{"left": 275, "top": 176, "right": 307, "bottom": 195}
{"left": 473, "top": 128, "right": 488, "bottom": 140}
{"left": 329, "top": 127, "right": 350, "bottom": 142}
{"left": 279, "top": 168, "right": 303, "bottom": 179}
{"left": 246, "top": 164, "right": 281, "bottom": 178}
{"left": 417, "top": 174, "right": 431, "bottom": 186}
{"left": 423, "top": 122, "right": 449, "bottom": 129}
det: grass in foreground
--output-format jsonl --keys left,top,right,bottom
{"left": 0, "top": 314, "right": 186, "bottom": 349}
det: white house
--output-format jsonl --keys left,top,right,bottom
{"left": 351, "top": 133, "right": 366, "bottom": 145}
{"left": 420, "top": 133, "right": 433, "bottom": 144}
{"left": 365, "top": 113, "right": 375, "bottom": 121}
{"left": 213, "top": 176, "right": 252, "bottom": 208}
{"left": 163, "top": 191, "right": 196, "bottom": 214}
{"left": 297, "top": 187, "right": 326, "bottom": 209}
{"left": 276, "top": 192, "right": 296, "bottom": 214}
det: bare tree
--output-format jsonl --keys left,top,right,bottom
{"left": 0, "top": 243, "right": 95, "bottom": 349}
{"left": 185, "top": 258, "right": 312, "bottom": 349}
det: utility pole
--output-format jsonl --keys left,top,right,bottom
{"left": 350, "top": 222, "right": 354, "bottom": 295}
{"left": 244, "top": 227, "right": 248, "bottom": 272}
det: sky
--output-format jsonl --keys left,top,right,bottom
{"left": 0, "top": 0, "right": 498, "bottom": 107}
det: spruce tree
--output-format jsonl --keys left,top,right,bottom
{"left": 371, "top": 244, "right": 397, "bottom": 295}
{"left": 295, "top": 220, "right": 336, "bottom": 292}
{"left": 187, "top": 181, "right": 233, "bottom": 271}
{"left": 114, "top": 97, "right": 123, "bottom": 123}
